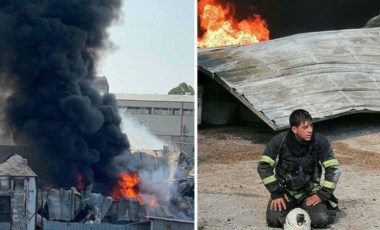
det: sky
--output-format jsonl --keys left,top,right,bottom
{"left": 99, "top": 0, "right": 196, "bottom": 94}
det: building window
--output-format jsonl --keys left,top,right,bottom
{"left": 153, "top": 108, "right": 170, "bottom": 115}
{"left": 140, "top": 107, "right": 152, "bottom": 115}
{"left": 126, "top": 107, "right": 152, "bottom": 115}
{"left": 173, "top": 108, "right": 181, "bottom": 116}
{"left": 183, "top": 109, "right": 194, "bottom": 116}
{"left": 126, "top": 107, "right": 138, "bottom": 114}
{"left": 153, "top": 108, "right": 161, "bottom": 115}
{"left": 0, "top": 177, "right": 10, "bottom": 192}
{"left": 14, "top": 178, "right": 24, "bottom": 191}
{"left": 0, "top": 196, "right": 11, "bottom": 222}
{"left": 162, "top": 108, "right": 171, "bottom": 115}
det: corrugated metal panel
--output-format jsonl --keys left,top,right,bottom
{"left": 44, "top": 221, "right": 151, "bottom": 230}
{"left": 44, "top": 221, "right": 126, "bottom": 230}
{"left": 127, "top": 221, "right": 151, "bottom": 230}
{"left": 150, "top": 218, "right": 194, "bottom": 230}
{"left": 198, "top": 27, "right": 380, "bottom": 130}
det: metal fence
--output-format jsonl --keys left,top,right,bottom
{"left": 150, "top": 218, "right": 194, "bottom": 230}
{"left": 44, "top": 218, "right": 194, "bottom": 230}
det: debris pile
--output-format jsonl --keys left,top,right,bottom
{"left": 33, "top": 146, "right": 194, "bottom": 226}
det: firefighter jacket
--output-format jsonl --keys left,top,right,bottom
{"left": 257, "top": 131, "right": 340, "bottom": 202}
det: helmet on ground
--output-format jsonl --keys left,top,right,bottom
{"left": 283, "top": 208, "right": 311, "bottom": 230}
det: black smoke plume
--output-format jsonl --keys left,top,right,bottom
{"left": 0, "top": 0, "right": 129, "bottom": 188}
{"left": 198, "top": 0, "right": 380, "bottom": 39}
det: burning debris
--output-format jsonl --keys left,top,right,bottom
{"left": 36, "top": 147, "right": 194, "bottom": 226}
{"left": 110, "top": 172, "right": 141, "bottom": 203}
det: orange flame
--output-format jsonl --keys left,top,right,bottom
{"left": 198, "top": 0, "right": 269, "bottom": 48}
{"left": 76, "top": 173, "right": 86, "bottom": 190}
{"left": 149, "top": 199, "right": 159, "bottom": 207}
{"left": 144, "top": 196, "right": 160, "bottom": 220}
{"left": 110, "top": 172, "right": 143, "bottom": 204}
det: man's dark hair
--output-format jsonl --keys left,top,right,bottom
{"left": 289, "top": 109, "right": 312, "bottom": 127}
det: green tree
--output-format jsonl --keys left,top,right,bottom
{"left": 168, "top": 82, "right": 194, "bottom": 95}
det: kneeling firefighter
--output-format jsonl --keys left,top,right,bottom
{"left": 257, "top": 109, "right": 340, "bottom": 228}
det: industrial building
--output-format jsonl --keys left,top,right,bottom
{"left": 93, "top": 77, "right": 195, "bottom": 154}
{"left": 115, "top": 94, "right": 194, "bottom": 154}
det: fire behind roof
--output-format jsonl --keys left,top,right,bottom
{"left": 0, "top": 1, "right": 130, "bottom": 189}
{"left": 198, "top": 0, "right": 380, "bottom": 40}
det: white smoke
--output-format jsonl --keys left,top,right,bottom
{"left": 136, "top": 150, "right": 193, "bottom": 221}
{"left": 119, "top": 111, "right": 165, "bottom": 150}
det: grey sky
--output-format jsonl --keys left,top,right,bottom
{"left": 99, "top": 0, "right": 195, "bottom": 94}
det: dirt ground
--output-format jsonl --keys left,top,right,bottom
{"left": 197, "top": 114, "right": 380, "bottom": 230}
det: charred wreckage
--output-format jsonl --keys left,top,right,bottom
{"left": 0, "top": 147, "right": 194, "bottom": 229}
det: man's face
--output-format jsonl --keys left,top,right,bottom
{"left": 291, "top": 120, "right": 313, "bottom": 141}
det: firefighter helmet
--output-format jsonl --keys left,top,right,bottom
{"left": 283, "top": 208, "right": 311, "bottom": 230}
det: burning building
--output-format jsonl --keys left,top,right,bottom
{"left": 0, "top": 0, "right": 193, "bottom": 229}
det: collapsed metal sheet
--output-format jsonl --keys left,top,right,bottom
{"left": 198, "top": 27, "right": 380, "bottom": 130}
{"left": 48, "top": 188, "right": 81, "bottom": 221}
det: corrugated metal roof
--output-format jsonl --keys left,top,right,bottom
{"left": 198, "top": 27, "right": 380, "bottom": 130}
{"left": 114, "top": 94, "right": 194, "bottom": 103}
